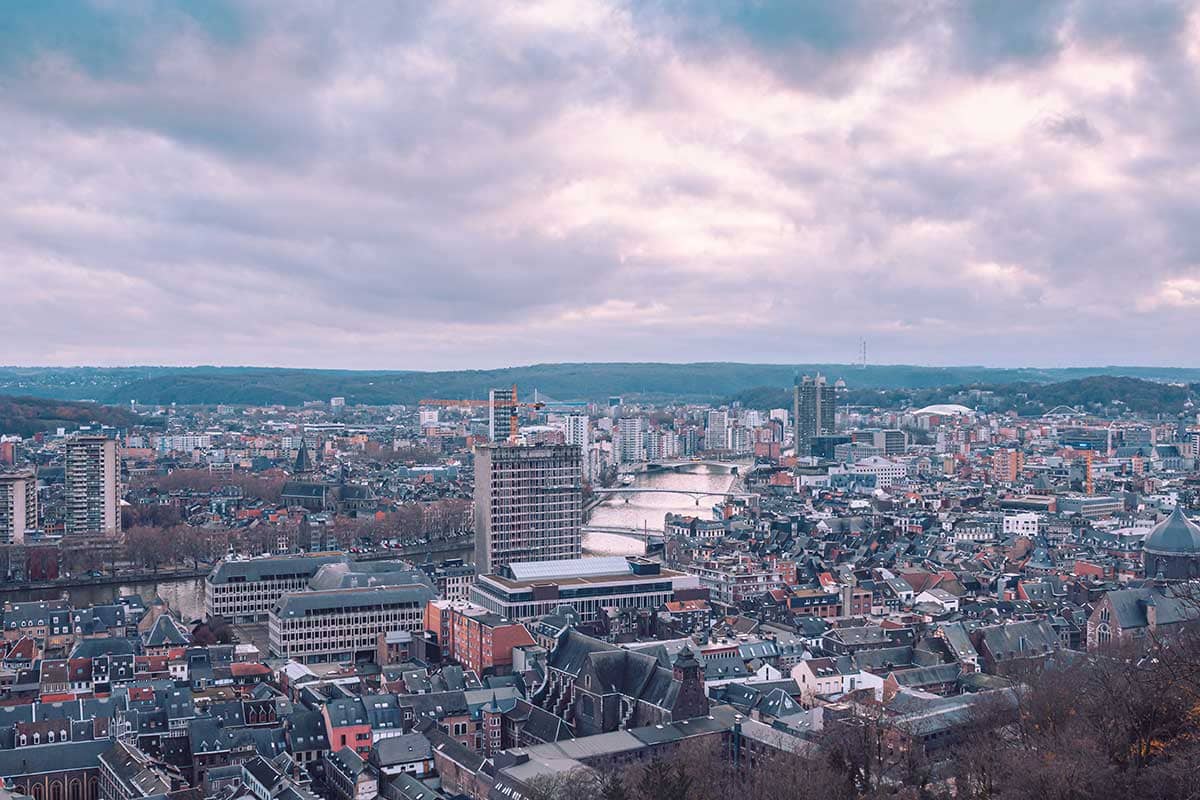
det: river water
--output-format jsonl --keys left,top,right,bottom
{"left": 584, "top": 466, "right": 737, "bottom": 556}
{"left": 4, "top": 476, "right": 734, "bottom": 615}
{"left": 7, "top": 577, "right": 208, "bottom": 622}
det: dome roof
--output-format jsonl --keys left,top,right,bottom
{"left": 1143, "top": 507, "right": 1200, "bottom": 556}
{"left": 914, "top": 403, "right": 974, "bottom": 416}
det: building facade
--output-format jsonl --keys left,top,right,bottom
{"left": 206, "top": 553, "right": 349, "bottom": 623}
{"left": 470, "top": 556, "right": 695, "bottom": 622}
{"left": 473, "top": 443, "right": 582, "bottom": 575}
{"left": 269, "top": 585, "right": 434, "bottom": 663}
{"left": 0, "top": 468, "right": 37, "bottom": 545}
{"left": 64, "top": 435, "right": 121, "bottom": 537}
{"left": 793, "top": 374, "right": 838, "bottom": 456}
{"left": 488, "top": 386, "right": 518, "bottom": 444}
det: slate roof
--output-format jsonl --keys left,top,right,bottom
{"left": 371, "top": 733, "right": 433, "bottom": 766}
{"left": 1143, "top": 507, "right": 1200, "bottom": 556}
{"left": 977, "top": 619, "right": 1060, "bottom": 661}
{"left": 0, "top": 739, "right": 113, "bottom": 778}
{"left": 273, "top": 585, "right": 434, "bottom": 616}
{"left": 144, "top": 615, "right": 191, "bottom": 647}
{"left": 208, "top": 553, "right": 347, "bottom": 585}
{"left": 1103, "top": 586, "right": 1198, "bottom": 630}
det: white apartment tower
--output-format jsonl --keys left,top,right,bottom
{"left": 474, "top": 443, "right": 582, "bottom": 574}
{"left": 615, "top": 417, "right": 645, "bottom": 464}
{"left": 706, "top": 410, "right": 729, "bottom": 451}
{"left": 64, "top": 435, "right": 121, "bottom": 537}
{"left": 565, "top": 415, "right": 591, "bottom": 479}
{"left": 0, "top": 469, "right": 37, "bottom": 545}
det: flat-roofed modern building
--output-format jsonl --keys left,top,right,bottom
{"left": 469, "top": 556, "right": 698, "bottom": 622}
{"left": 269, "top": 585, "right": 435, "bottom": 663}
{"left": 473, "top": 443, "right": 582, "bottom": 575}
{"left": 206, "top": 552, "right": 349, "bottom": 623}
{"left": 0, "top": 468, "right": 37, "bottom": 545}
{"left": 64, "top": 434, "right": 121, "bottom": 537}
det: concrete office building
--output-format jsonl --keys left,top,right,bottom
{"left": 793, "top": 374, "right": 838, "bottom": 456}
{"left": 0, "top": 468, "right": 37, "bottom": 545}
{"left": 474, "top": 443, "right": 582, "bottom": 575}
{"left": 206, "top": 552, "right": 349, "bottom": 623}
{"left": 269, "top": 584, "right": 435, "bottom": 663}
{"left": 64, "top": 435, "right": 121, "bottom": 537}
{"left": 469, "top": 556, "right": 697, "bottom": 622}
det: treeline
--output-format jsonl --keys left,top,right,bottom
{"left": 0, "top": 394, "right": 153, "bottom": 437}
{"left": 7, "top": 364, "right": 1200, "bottom": 407}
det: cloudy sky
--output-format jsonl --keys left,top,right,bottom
{"left": 3, "top": 1, "right": 1199, "bottom": 369}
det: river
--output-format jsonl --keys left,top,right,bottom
{"left": 584, "top": 465, "right": 738, "bottom": 556}
{"left": 6, "top": 577, "right": 208, "bottom": 622}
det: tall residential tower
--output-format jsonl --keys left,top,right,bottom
{"left": 0, "top": 468, "right": 37, "bottom": 545}
{"left": 64, "top": 434, "right": 121, "bottom": 537}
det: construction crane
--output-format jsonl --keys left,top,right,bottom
{"left": 417, "top": 397, "right": 545, "bottom": 410}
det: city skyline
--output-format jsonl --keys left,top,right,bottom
{"left": 5, "top": 2, "right": 1200, "bottom": 369}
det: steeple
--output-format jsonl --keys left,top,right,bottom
{"left": 294, "top": 438, "right": 314, "bottom": 475}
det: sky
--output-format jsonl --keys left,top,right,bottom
{"left": 3, "top": 0, "right": 1200, "bottom": 370}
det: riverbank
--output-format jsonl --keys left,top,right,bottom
{"left": 0, "top": 566, "right": 210, "bottom": 597}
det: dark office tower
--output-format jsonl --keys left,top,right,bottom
{"left": 793, "top": 373, "right": 838, "bottom": 456}
{"left": 473, "top": 443, "right": 582, "bottom": 574}
{"left": 489, "top": 385, "right": 519, "bottom": 443}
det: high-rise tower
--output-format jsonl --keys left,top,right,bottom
{"left": 64, "top": 434, "right": 121, "bottom": 537}
{"left": 489, "top": 385, "right": 519, "bottom": 443}
{"left": 474, "top": 443, "right": 582, "bottom": 574}
{"left": 793, "top": 373, "right": 838, "bottom": 457}
{"left": 0, "top": 468, "right": 37, "bottom": 545}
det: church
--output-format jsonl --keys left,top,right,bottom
{"left": 1142, "top": 506, "right": 1200, "bottom": 581}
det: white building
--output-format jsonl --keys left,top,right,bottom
{"left": 470, "top": 556, "right": 696, "bottom": 622}
{"left": 850, "top": 456, "right": 907, "bottom": 490}
{"left": 615, "top": 417, "right": 645, "bottom": 463}
{"left": 706, "top": 411, "right": 729, "bottom": 451}
{"left": 0, "top": 468, "right": 36, "bottom": 545}
{"left": 1002, "top": 512, "right": 1041, "bottom": 538}
{"left": 565, "top": 415, "right": 591, "bottom": 479}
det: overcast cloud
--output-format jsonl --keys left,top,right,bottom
{"left": 2, "top": 0, "right": 1199, "bottom": 369}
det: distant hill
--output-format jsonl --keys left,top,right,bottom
{"left": 731, "top": 375, "right": 1199, "bottom": 417}
{"left": 0, "top": 395, "right": 152, "bottom": 437}
{"left": 1, "top": 363, "right": 1200, "bottom": 406}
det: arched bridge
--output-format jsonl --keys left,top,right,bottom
{"left": 619, "top": 459, "right": 748, "bottom": 475}
{"left": 582, "top": 525, "right": 664, "bottom": 541}
{"left": 590, "top": 486, "right": 759, "bottom": 506}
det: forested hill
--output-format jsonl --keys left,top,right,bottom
{"left": 731, "top": 375, "right": 1200, "bottom": 417}
{"left": 0, "top": 395, "right": 154, "bottom": 437}
{"left": 2, "top": 363, "right": 1200, "bottom": 407}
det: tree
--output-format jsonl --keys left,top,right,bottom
{"left": 522, "top": 768, "right": 602, "bottom": 800}
{"left": 632, "top": 758, "right": 693, "bottom": 800}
